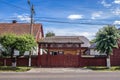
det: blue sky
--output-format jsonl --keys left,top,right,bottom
{"left": 0, "top": 0, "right": 120, "bottom": 40}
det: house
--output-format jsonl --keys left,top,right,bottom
{"left": 37, "top": 36, "right": 91, "bottom": 67}
{"left": 0, "top": 20, "right": 44, "bottom": 55}
{"left": 83, "top": 43, "right": 106, "bottom": 57}
{"left": 38, "top": 36, "right": 90, "bottom": 55}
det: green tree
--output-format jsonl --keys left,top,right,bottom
{"left": 95, "top": 25, "right": 120, "bottom": 68}
{"left": 15, "top": 34, "right": 36, "bottom": 56}
{"left": 0, "top": 34, "right": 17, "bottom": 58}
{"left": 45, "top": 31, "right": 55, "bottom": 37}
{"left": 0, "top": 34, "right": 17, "bottom": 67}
{"left": 90, "top": 39, "right": 96, "bottom": 44}
{"left": 0, "top": 33, "right": 37, "bottom": 67}
{"left": 0, "top": 45, "right": 10, "bottom": 66}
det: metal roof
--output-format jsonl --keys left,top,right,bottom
{"left": 39, "top": 36, "right": 90, "bottom": 47}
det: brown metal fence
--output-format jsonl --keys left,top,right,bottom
{"left": 40, "top": 54, "right": 79, "bottom": 67}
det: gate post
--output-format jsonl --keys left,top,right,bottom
{"left": 79, "top": 44, "right": 81, "bottom": 67}
{"left": 47, "top": 44, "right": 50, "bottom": 67}
{"left": 37, "top": 44, "right": 41, "bottom": 67}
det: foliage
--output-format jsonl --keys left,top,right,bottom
{"left": 0, "top": 34, "right": 17, "bottom": 58}
{"left": 0, "top": 66, "right": 31, "bottom": 72}
{"left": 95, "top": 25, "right": 120, "bottom": 56}
{"left": 90, "top": 39, "right": 96, "bottom": 44}
{"left": 15, "top": 34, "right": 37, "bottom": 55}
{"left": 0, "top": 47, "right": 11, "bottom": 57}
{"left": 0, "top": 33, "right": 37, "bottom": 57}
{"left": 45, "top": 31, "right": 55, "bottom": 37}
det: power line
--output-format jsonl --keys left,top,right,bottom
{"left": 35, "top": 19, "right": 115, "bottom": 26}
{"left": 0, "top": 17, "right": 120, "bottom": 26}
{"left": 0, "top": 18, "right": 115, "bottom": 25}
{"left": 35, "top": 16, "right": 118, "bottom": 22}
{"left": 0, "top": 0, "right": 29, "bottom": 12}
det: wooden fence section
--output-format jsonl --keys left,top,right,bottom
{"left": 0, "top": 48, "right": 120, "bottom": 67}
{"left": 111, "top": 49, "right": 120, "bottom": 66}
{"left": 40, "top": 54, "right": 79, "bottom": 67}
{"left": 0, "top": 57, "right": 37, "bottom": 66}
{"left": 39, "top": 54, "right": 106, "bottom": 67}
{"left": 80, "top": 58, "right": 106, "bottom": 67}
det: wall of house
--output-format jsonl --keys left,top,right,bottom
{"left": 49, "top": 49, "right": 82, "bottom": 55}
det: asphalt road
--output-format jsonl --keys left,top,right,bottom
{"left": 0, "top": 72, "right": 120, "bottom": 80}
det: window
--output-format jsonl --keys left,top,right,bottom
{"left": 50, "top": 51, "right": 64, "bottom": 55}
{"left": 50, "top": 51, "right": 58, "bottom": 56}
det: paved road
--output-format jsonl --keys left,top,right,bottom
{"left": 0, "top": 71, "right": 120, "bottom": 80}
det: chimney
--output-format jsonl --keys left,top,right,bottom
{"left": 12, "top": 20, "right": 17, "bottom": 23}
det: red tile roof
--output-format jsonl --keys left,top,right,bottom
{"left": 0, "top": 23, "right": 44, "bottom": 40}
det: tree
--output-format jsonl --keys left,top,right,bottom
{"left": 0, "top": 45, "right": 10, "bottom": 66}
{"left": 90, "top": 39, "right": 96, "bottom": 44}
{"left": 0, "top": 34, "right": 17, "bottom": 67}
{"left": 15, "top": 34, "right": 37, "bottom": 56}
{"left": 0, "top": 33, "right": 36, "bottom": 67}
{"left": 45, "top": 31, "right": 55, "bottom": 37}
{"left": 95, "top": 25, "right": 120, "bottom": 68}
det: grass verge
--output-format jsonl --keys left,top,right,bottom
{"left": 0, "top": 66, "right": 31, "bottom": 72}
{"left": 84, "top": 66, "right": 120, "bottom": 71}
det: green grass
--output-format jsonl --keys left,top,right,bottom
{"left": 84, "top": 66, "right": 120, "bottom": 71}
{"left": 0, "top": 66, "right": 31, "bottom": 72}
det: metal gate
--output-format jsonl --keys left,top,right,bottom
{"left": 39, "top": 54, "right": 80, "bottom": 67}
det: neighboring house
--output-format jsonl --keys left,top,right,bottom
{"left": 83, "top": 43, "right": 106, "bottom": 57}
{"left": 39, "top": 36, "right": 90, "bottom": 55}
{"left": 89, "top": 43, "right": 106, "bottom": 56}
{"left": 0, "top": 20, "right": 44, "bottom": 55}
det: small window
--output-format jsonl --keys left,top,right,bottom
{"left": 53, "top": 52, "right": 58, "bottom": 55}
{"left": 50, "top": 51, "right": 58, "bottom": 56}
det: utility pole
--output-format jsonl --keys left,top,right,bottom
{"left": 28, "top": 0, "right": 35, "bottom": 67}
{"left": 28, "top": 0, "right": 35, "bottom": 34}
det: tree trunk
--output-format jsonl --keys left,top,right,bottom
{"left": 12, "top": 57, "right": 16, "bottom": 67}
{"left": 11, "top": 49, "right": 16, "bottom": 67}
{"left": 106, "top": 55, "right": 111, "bottom": 68}
{"left": 28, "top": 51, "right": 31, "bottom": 67}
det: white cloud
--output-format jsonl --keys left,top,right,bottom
{"left": 91, "top": 11, "right": 103, "bottom": 19}
{"left": 113, "top": 20, "right": 120, "bottom": 25}
{"left": 114, "top": 0, "right": 120, "bottom": 4}
{"left": 14, "top": 14, "right": 30, "bottom": 22}
{"left": 44, "top": 27, "right": 95, "bottom": 40}
{"left": 101, "top": 0, "right": 111, "bottom": 8}
{"left": 112, "top": 8, "right": 120, "bottom": 15}
{"left": 73, "top": 32, "right": 95, "bottom": 40}
{"left": 67, "top": 14, "right": 83, "bottom": 20}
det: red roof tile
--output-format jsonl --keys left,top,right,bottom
{"left": 0, "top": 23, "right": 43, "bottom": 40}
